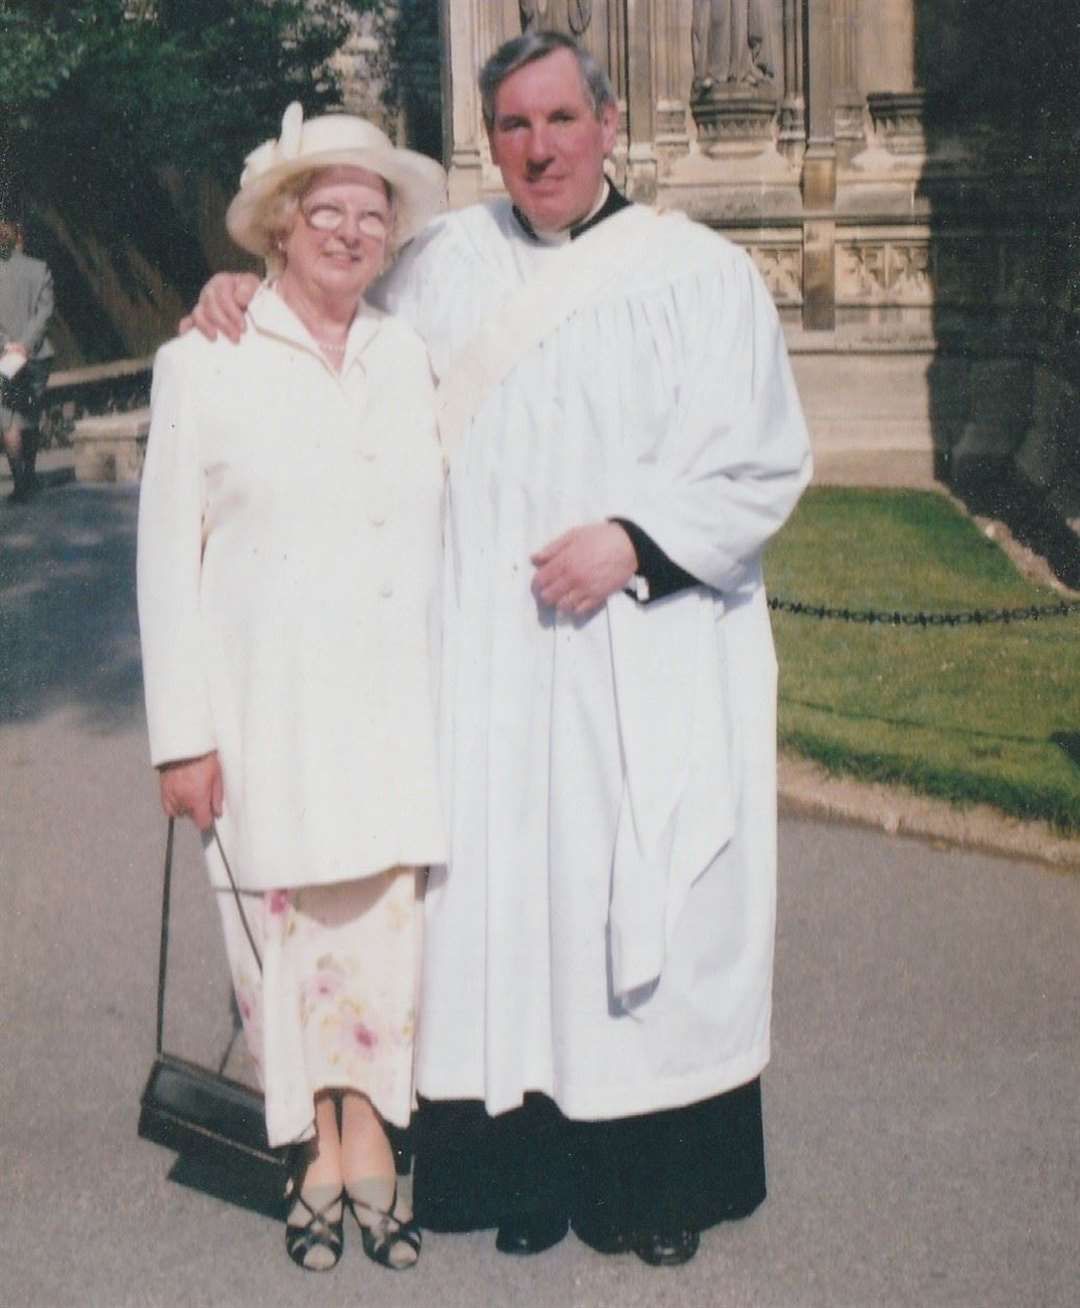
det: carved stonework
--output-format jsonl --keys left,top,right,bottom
{"left": 834, "top": 102, "right": 865, "bottom": 144}
{"left": 692, "top": 95, "right": 778, "bottom": 151}
{"left": 866, "top": 90, "right": 927, "bottom": 156}
{"left": 838, "top": 243, "right": 888, "bottom": 302}
{"left": 889, "top": 243, "right": 931, "bottom": 301}
{"left": 779, "top": 100, "right": 805, "bottom": 140}
{"left": 748, "top": 245, "right": 803, "bottom": 304}
{"left": 690, "top": 2, "right": 780, "bottom": 150}
{"left": 837, "top": 241, "right": 933, "bottom": 306}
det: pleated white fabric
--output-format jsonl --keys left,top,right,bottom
{"left": 373, "top": 201, "right": 812, "bottom": 1121}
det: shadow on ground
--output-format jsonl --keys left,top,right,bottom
{"left": 0, "top": 483, "right": 143, "bottom": 729}
{"left": 165, "top": 1150, "right": 286, "bottom": 1221}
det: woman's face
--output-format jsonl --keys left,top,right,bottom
{"left": 280, "top": 166, "right": 392, "bottom": 304}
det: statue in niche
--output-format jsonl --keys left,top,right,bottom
{"left": 519, "top": 0, "right": 592, "bottom": 34}
{"left": 691, "top": 0, "right": 780, "bottom": 98}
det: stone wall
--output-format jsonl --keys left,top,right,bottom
{"left": 440, "top": 0, "right": 1080, "bottom": 518}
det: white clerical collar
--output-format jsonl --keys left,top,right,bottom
{"left": 514, "top": 180, "right": 610, "bottom": 246}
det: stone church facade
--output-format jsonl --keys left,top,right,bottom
{"left": 437, "top": 1, "right": 1080, "bottom": 514}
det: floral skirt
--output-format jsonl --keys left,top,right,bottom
{"left": 209, "top": 861, "right": 423, "bottom": 1149}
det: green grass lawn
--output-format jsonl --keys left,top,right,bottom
{"left": 764, "top": 488, "right": 1080, "bottom": 832}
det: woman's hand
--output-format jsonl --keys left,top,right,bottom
{"left": 178, "top": 273, "right": 260, "bottom": 344}
{"left": 158, "top": 752, "right": 223, "bottom": 831}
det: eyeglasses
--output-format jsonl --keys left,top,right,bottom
{"left": 301, "top": 202, "right": 390, "bottom": 239}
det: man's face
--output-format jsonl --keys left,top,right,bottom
{"left": 488, "top": 48, "right": 617, "bottom": 233}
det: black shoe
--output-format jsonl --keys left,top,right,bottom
{"left": 7, "top": 474, "right": 39, "bottom": 504}
{"left": 571, "top": 1216, "right": 630, "bottom": 1255}
{"left": 284, "top": 1146, "right": 345, "bottom": 1273}
{"left": 347, "top": 1183, "right": 422, "bottom": 1271}
{"left": 495, "top": 1209, "right": 569, "bottom": 1255}
{"left": 634, "top": 1226, "right": 700, "bottom": 1267}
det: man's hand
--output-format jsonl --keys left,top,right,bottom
{"left": 531, "top": 522, "right": 638, "bottom": 618}
{"left": 158, "top": 752, "right": 224, "bottom": 832}
{"left": 178, "top": 273, "right": 260, "bottom": 343}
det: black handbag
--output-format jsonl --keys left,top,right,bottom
{"left": 138, "top": 819, "right": 288, "bottom": 1179}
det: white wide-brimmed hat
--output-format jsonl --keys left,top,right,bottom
{"left": 226, "top": 102, "right": 446, "bottom": 257}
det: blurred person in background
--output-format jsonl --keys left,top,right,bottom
{"left": 0, "top": 216, "right": 54, "bottom": 504}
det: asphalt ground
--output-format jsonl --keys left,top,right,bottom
{"left": 2, "top": 479, "right": 1078, "bottom": 1308}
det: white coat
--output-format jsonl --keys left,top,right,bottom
{"left": 374, "top": 202, "right": 812, "bottom": 1121}
{"left": 137, "top": 285, "right": 446, "bottom": 891}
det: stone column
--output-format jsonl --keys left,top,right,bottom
{"left": 779, "top": 0, "right": 806, "bottom": 162}
{"left": 442, "top": 0, "right": 525, "bottom": 205}
{"left": 833, "top": 0, "right": 864, "bottom": 161}
{"left": 443, "top": 0, "right": 482, "bottom": 205}
{"left": 653, "top": 0, "right": 691, "bottom": 166}
{"left": 802, "top": 0, "right": 837, "bottom": 330}
{"left": 625, "top": 0, "right": 658, "bottom": 199}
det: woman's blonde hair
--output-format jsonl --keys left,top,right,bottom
{"left": 254, "top": 168, "right": 398, "bottom": 277}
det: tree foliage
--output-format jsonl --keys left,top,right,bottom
{"left": 385, "top": 0, "right": 443, "bottom": 159}
{"left": 0, "top": 0, "right": 383, "bottom": 221}
{"left": 0, "top": 0, "right": 442, "bottom": 361}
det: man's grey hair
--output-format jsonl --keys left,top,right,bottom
{"left": 479, "top": 31, "right": 616, "bottom": 131}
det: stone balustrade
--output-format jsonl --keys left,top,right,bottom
{"left": 72, "top": 407, "right": 150, "bottom": 484}
{"left": 39, "top": 356, "right": 153, "bottom": 449}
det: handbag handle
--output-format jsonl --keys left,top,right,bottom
{"left": 153, "top": 817, "right": 262, "bottom": 1058}
{"left": 153, "top": 819, "right": 176, "bottom": 1057}
{"left": 210, "top": 823, "right": 263, "bottom": 973}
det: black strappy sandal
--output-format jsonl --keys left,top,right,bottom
{"left": 284, "top": 1148, "right": 345, "bottom": 1273}
{"left": 347, "top": 1183, "right": 422, "bottom": 1271}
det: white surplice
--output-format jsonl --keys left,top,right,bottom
{"left": 373, "top": 200, "right": 812, "bottom": 1121}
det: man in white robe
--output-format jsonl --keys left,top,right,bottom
{"left": 188, "top": 30, "right": 811, "bottom": 1267}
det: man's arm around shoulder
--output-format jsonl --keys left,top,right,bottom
{"left": 179, "top": 273, "right": 260, "bottom": 342}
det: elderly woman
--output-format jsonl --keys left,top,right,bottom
{"left": 137, "top": 106, "right": 446, "bottom": 1274}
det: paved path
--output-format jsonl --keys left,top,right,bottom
{"left": 2, "top": 483, "right": 1078, "bottom": 1307}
